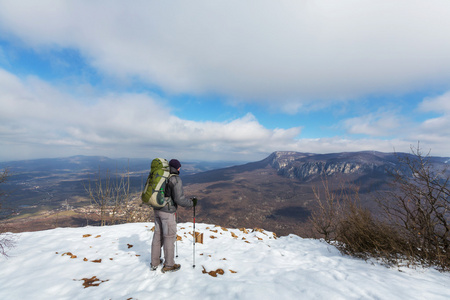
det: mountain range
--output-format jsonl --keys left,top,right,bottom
{"left": 1, "top": 151, "right": 449, "bottom": 237}
{"left": 182, "top": 150, "right": 449, "bottom": 236}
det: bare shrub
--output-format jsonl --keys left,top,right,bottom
{"left": 84, "top": 167, "right": 133, "bottom": 226}
{"left": 310, "top": 143, "right": 450, "bottom": 271}
{"left": 309, "top": 177, "right": 342, "bottom": 242}
{"left": 1, "top": 168, "right": 16, "bottom": 257}
{"left": 0, "top": 231, "right": 16, "bottom": 257}
{"left": 84, "top": 165, "right": 152, "bottom": 226}
{"left": 334, "top": 198, "right": 409, "bottom": 265}
{"left": 0, "top": 167, "right": 9, "bottom": 210}
{"left": 378, "top": 143, "right": 450, "bottom": 270}
{"left": 310, "top": 177, "right": 407, "bottom": 265}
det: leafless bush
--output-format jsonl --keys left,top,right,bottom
{"left": 310, "top": 177, "right": 405, "bottom": 262}
{"left": 84, "top": 167, "right": 133, "bottom": 226}
{"left": 378, "top": 143, "right": 450, "bottom": 270}
{"left": 84, "top": 166, "right": 152, "bottom": 226}
{"left": 1, "top": 168, "right": 16, "bottom": 257}
{"left": 310, "top": 144, "right": 450, "bottom": 271}
{"left": 0, "top": 231, "right": 16, "bottom": 257}
{"left": 334, "top": 197, "right": 409, "bottom": 265}
{"left": 0, "top": 167, "right": 9, "bottom": 209}
{"left": 310, "top": 177, "right": 342, "bottom": 241}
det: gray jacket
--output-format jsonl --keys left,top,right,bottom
{"left": 156, "top": 166, "right": 193, "bottom": 213}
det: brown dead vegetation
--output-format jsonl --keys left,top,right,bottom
{"left": 62, "top": 252, "right": 77, "bottom": 259}
{"left": 202, "top": 266, "right": 226, "bottom": 277}
{"left": 310, "top": 145, "right": 450, "bottom": 271}
{"left": 77, "top": 276, "right": 109, "bottom": 288}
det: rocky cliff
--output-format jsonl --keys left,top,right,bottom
{"left": 268, "top": 151, "right": 412, "bottom": 182}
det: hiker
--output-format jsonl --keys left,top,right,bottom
{"left": 151, "top": 159, "right": 198, "bottom": 273}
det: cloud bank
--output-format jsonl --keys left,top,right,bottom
{"left": 0, "top": 1, "right": 449, "bottom": 161}
{"left": 1, "top": 1, "right": 450, "bottom": 112}
{"left": 1, "top": 67, "right": 447, "bottom": 162}
{"left": 0, "top": 68, "right": 303, "bottom": 161}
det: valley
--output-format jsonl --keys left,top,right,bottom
{"left": 1, "top": 151, "right": 449, "bottom": 237}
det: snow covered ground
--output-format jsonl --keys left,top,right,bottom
{"left": 1, "top": 222, "right": 449, "bottom": 300}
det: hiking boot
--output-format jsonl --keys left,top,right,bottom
{"left": 151, "top": 258, "right": 164, "bottom": 271}
{"left": 161, "top": 264, "right": 181, "bottom": 273}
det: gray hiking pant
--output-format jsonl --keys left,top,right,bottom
{"left": 151, "top": 210, "right": 177, "bottom": 268}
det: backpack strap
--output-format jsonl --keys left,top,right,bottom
{"left": 164, "top": 174, "right": 177, "bottom": 209}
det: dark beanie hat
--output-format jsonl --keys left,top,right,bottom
{"left": 169, "top": 159, "right": 181, "bottom": 169}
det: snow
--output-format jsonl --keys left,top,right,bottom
{"left": 1, "top": 222, "right": 449, "bottom": 300}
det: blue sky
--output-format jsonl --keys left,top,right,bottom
{"left": 1, "top": 0, "right": 450, "bottom": 162}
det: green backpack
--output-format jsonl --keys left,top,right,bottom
{"left": 141, "top": 158, "right": 173, "bottom": 208}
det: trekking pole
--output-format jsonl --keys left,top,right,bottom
{"left": 193, "top": 204, "right": 196, "bottom": 268}
{"left": 175, "top": 212, "right": 178, "bottom": 258}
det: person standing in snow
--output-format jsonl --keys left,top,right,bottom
{"left": 151, "top": 159, "right": 197, "bottom": 273}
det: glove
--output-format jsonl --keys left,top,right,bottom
{"left": 191, "top": 197, "right": 198, "bottom": 207}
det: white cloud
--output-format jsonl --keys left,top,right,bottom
{"left": 341, "top": 111, "right": 404, "bottom": 137}
{"left": 1, "top": 1, "right": 450, "bottom": 112}
{"left": 336, "top": 95, "right": 450, "bottom": 156}
{"left": 1, "top": 2, "right": 450, "bottom": 161}
{"left": 288, "top": 137, "right": 407, "bottom": 155}
{"left": 0, "top": 68, "right": 303, "bottom": 161}
{"left": 1, "top": 66, "right": 449, "bottom": 162}
{"left": 415, "top": 91, "right": 450, "bottom": 151}
{"left": 419, "top": 91, "right": 450, "bottom": 113}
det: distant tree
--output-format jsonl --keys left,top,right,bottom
{"left": 1, "top": 168, "right": 16, "bottom": 257}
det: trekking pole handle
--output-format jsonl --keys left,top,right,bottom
{"left": 191, "top": 197, "right": 198, "bottom": 207}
